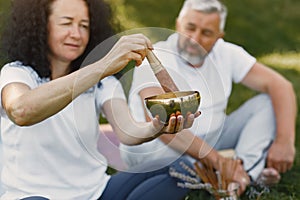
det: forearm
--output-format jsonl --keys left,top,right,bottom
{"left": 3, "top": 61, "right": 106, "bottom": 126}
{"left": 103, "top": 99, "right": 161, "bottom": 145}
{"left": 268, "top": 78, "right": 297, "bottom": 143}
{"left": 159, "top": 129, "right": 220, "bottom": 168}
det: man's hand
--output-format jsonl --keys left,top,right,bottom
{"left": 217, "top": 157, "right": 250, "bottom": 195}
{"left": 197, "top": 156, "right": 250, "bottom": 196}
{"left": 267, "top": 138, "right": 295, "bottom": 173}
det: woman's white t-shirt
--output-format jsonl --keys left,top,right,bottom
{"left": 0, "top": 62, "right": 125, "bottom": 200}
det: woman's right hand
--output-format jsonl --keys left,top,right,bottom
{"left": 99, "top": 33, "right": 153, "bottom": 77}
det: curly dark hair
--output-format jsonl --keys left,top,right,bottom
{"left": 0, "top": 0, "right": 121, "bottom": 78}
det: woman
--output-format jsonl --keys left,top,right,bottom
{"left": 0, "top": 0, "right": 198, "bottom": 199}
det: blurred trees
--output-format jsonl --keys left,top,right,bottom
{"left": 115, "top": 0, "right": 300, "bottom": 56}
{"left": 1, "top": 0, "right": 299, "bottom": 58}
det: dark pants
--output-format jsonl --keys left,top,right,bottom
{"left": 21, "top": 197, "right": 49, "bottom": 200}
{"left": 99, "top": 157, "right": 191, "bottom": 200}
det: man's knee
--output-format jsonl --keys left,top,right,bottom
{"left": 246, "top": 94, "right": 274, "bottom": 116}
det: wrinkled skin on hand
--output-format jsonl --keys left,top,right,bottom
{"left": 153, "top": 111, "right": 201, "bottom": 134}
{"left": 267, "top": 139, "right": 295, "bottom": 173}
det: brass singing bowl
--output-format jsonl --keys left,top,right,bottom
{"left": 144, "top": 91, "right": 201, "bottom": 124}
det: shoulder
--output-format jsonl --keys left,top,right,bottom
{"left": 98, "top": 76, "right": 120, "bottom": 88}
{"left": 213, "top": 39, "right": 246, "bottom": 53}
{"left": 1, "top": 61, "right": 46, "bottom": 86}
{"left": 97, "top": 76, "right": 125, "bottom": 97}
{"left": 212, "top": 39, "right": 255, "bottom": 61}
{"left": 2, "top": 61, "right": 37, "bottom": 75}
{"left": 95, "top": 76, "right": 126, "bottom": 106}
{"left": 154, "top": 33, "right": 178, "bottom": 51}
{"left": 2, "top": 61, "right": 25, "bottom": 70}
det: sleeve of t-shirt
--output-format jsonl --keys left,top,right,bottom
{"left": 217, "top": 41, "right": 256, "bottom": 83}
{"left": 0, "top": 62, "right": 38, "bottom": 113}
{"left": 96, "top": 76, "right": 126, "bottom": 106}
{"left": 0, "top": 62, "right": 38, "bottom": 91}
{"left": 228, "top": 44, "right": 256, "bottom": 83}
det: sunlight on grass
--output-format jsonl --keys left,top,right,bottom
{"left": 259, "top": 52, "right": 300, "bottom": 71}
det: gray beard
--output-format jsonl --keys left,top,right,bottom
{"left": 179, "top": 50, "right": 206, "bottom": 67}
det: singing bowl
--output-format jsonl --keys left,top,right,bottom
{"left": 144, "top": 91, "right": 200, "bottom": 124}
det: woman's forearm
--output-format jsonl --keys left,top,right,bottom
{"left": 102, "top": 98, "right": 162, "bottom": 145}
{"left": 2, "top": 62, "right": 106, "bottom": 126}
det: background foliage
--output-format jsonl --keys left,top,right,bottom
{"left": 109, "top": 0, "right": 300, "bottom": 56}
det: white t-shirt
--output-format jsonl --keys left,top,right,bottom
{"left": 120, "top": 33, "right": 256, "bottom": 166}
{"left": 0, "top": 120, "right": 4, "bottom": 196}
{"left": 0, "top": 62, "right": 125, "bottom": 199}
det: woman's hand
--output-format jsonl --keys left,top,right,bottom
{"left": 152, "top": 111, "right": 201, "bottom": 134}
{"left": 99, "top": 33, "right": 153, "bottom": 78}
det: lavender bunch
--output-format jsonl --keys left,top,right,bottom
{"left": 168, "top": 160, "right": 213, "bottom": 192}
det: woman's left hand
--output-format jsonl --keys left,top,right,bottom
{"left": 152, "top": 111, "right": 201, "bottom": 134}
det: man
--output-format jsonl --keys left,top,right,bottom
{"left": 120, "top": 0, "right": 296, "bottom": 194}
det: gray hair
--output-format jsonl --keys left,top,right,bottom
{"left": 178, "top": 0, "right": 227, "bottom": 31}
